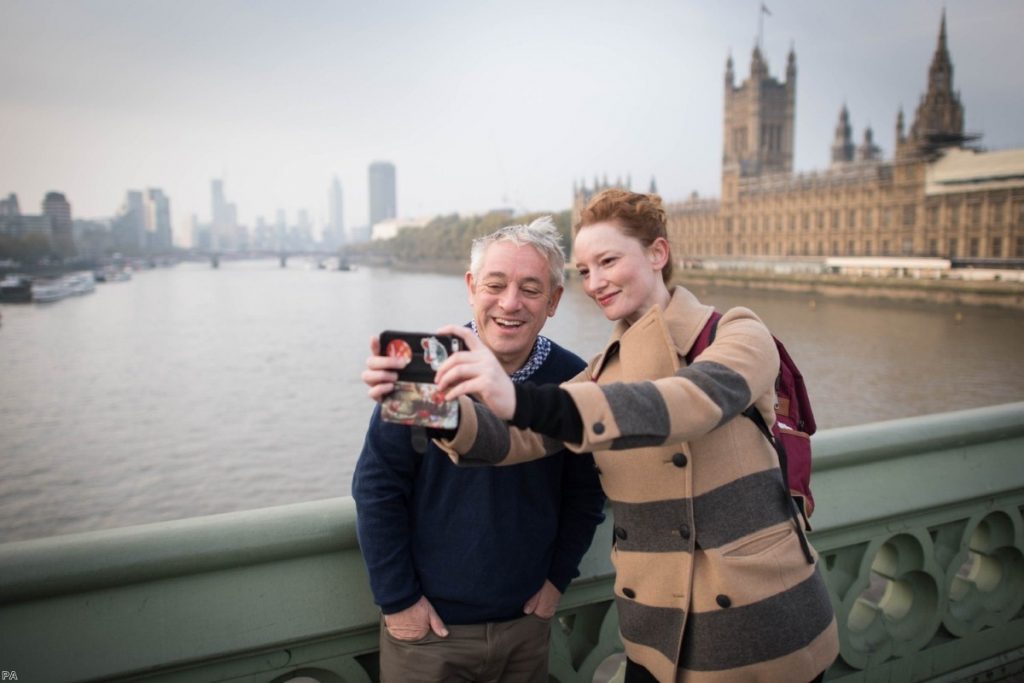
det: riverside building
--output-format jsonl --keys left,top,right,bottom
{"left": 574, "top": 12, "right": 1024, "bottom": 269}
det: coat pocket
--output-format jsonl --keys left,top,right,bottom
{"left": 719, "top": 524, "right": 793, "bottom": 559}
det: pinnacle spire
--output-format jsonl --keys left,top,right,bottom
{"left": 909, "top": 9, "right": 963, "bottom": 145}
{"left": 932, "top": 8, "right": 952, "bottom": 80}
{"left": 939, "top": 8, "right": 947, "bottom": 53}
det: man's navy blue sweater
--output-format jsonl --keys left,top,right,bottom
{"left": 352, "top": 340, "right": 605, "bottom": 625}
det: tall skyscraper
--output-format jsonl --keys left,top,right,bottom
{"left": 144, "top": 189, "right": 173, "bottom": 251}
{"left": 368, "top": 161, "right": 396, "bottom": 228}
{"left": 109, "top": 189, "right": 173, "bottom": 253}
{"left": 114, "top": 190, "right": 146, "bottom": 254}
{"left": 0, "top": 193, "right": 19, "bottom": 217}
{"left": 0, "top": 193, "right": 20, "bottom": 237}
{"left": 211, "top": 179, "right": 226, "bottom": 227}
{"left": 326, "top": 175, "right": 345, "bottom": 248}
{"left": 210, "top": 178, "right": 238, "bottom": 251}
{"left": 42, "top": 191, "right": 74, "bottom": 258}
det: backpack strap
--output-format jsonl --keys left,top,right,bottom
{"left": 684, "top": 310, "right": 722, "bottom": 366}
{"left": 740, "top": 403, "right": 813, "bottom": 563}
{"left": 686, "top": 312, "right": 814, "bottom": 564}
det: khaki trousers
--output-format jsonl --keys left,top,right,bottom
{"left": 378, "top": 613, "right": 552, "bottom": 683}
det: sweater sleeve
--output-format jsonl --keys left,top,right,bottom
{"left": 546, "top": 450, "right": 605, "bottom": 592}
{"left": 350, "top": 406, "right": 423, "bottom": 615}
{"left": 511, "top": 382, "right": 584, "bottom": 443}
{"left": 435, "top": 365, "right": 592, "bottom": 466}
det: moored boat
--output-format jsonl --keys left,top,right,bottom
{"left": 65, "top": 271, "right": 96, "bottom": 295}
{"left": 95, "top": 266, "right": 132, "bottom": 282}
{"left": 31, "top": 278, "right": 71, "bottom": 303}
{"left": 0, "top": 274, "right": 34, "bottom": 303}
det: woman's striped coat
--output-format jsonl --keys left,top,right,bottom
{"left": 439, "top": 286, "right": 838, "bottom": 682}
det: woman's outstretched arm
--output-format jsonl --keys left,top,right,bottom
{"left": 435, "top": 307, "right": 779, "bottom": 457}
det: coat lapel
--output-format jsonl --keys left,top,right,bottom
{"left": 588, "top": 286, "right": 716, "bottom": 381}
{"left": 617, "top": 304, "right": 679, "bottom": 381}
{"left": 589, "top": 317, "right": 629, "bottom": 380}
{"left": 661, "top": 286, "right": 716, "bottom": 363}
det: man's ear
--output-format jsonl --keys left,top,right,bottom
{"left": 465, "top": 271, "right": 475, "bottom": 305}
{"left": 547, "top": 286, "right": 564, "bottom": 317}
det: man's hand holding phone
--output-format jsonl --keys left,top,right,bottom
{"left": 362, "top": 335, "right": 408, "bottom": 401}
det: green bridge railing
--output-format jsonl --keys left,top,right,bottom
{"left": 1, "top": 403, "right": 1022, "bottom": 682}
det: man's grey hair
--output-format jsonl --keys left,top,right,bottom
{"left": 469, "top": 216, "right": 566, "bottom": 291}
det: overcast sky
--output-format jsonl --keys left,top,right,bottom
{"left": 2, "top": 0, "right": 1022, "bottom": 243}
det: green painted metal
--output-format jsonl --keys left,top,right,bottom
{"left": 0, "top": 403, "right": 1022, "bottom": 682}
{"left": 808, "top": 403, "right": 1024, "bottom": 682}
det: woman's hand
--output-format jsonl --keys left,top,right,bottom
{"left": 434, "top": 325, "right": 516, "bottom": 420}
{"left": 361, "top": 335, "right": 410, "bottom": 401}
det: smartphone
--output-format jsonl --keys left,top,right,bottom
{"left": 378, "top": 330, "right": 461, "bottom": 429}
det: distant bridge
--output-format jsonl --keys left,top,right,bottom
{"left": 184, "top": 250, "right": 350, "bottom": 269}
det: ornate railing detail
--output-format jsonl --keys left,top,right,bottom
{"left": 809, "top": 403, "right": 1024, "bottom": 682}
{"left": 1, "top": 403, "right": 1022, "bottom": 682}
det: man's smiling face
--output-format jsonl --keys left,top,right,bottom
{"left": 466, "top": 240, "right": 562, "bottom": 374}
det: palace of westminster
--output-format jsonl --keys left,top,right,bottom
{"left": 574, "top": 13, "right": 1024, "bottom": 265}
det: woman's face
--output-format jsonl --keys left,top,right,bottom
{"left": 573, "top": 221, "right": 670, "bottom": 324}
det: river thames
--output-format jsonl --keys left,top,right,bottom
{"left": 1, "top": 259, "right": 1022, "bottom": 542}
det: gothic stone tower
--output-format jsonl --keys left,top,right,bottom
{"left": 722, "top": 45, "right": 796, "bottom": 178}
{"left": 831, "top": 105, "right": 855, "bottom": 165}
{"left": 666, "top": 9, "right": 1021, "bottom": 265}
{"left": 897, "top": 10, "right": 966, "bottom": 159}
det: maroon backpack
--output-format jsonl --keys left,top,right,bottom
{"left": 686, "top": 310, "right": 817, "bottom": 563}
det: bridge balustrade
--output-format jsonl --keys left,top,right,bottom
{"left": 1, "top": 403, "right": 1022, "bottom": 682}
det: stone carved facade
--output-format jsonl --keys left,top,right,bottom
{"left": 573, "top": 12, "right": 1024, "bottom": 263}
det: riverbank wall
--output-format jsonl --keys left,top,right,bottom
{"left": 666, "top": 269, "right": 1024, "bottom": 310}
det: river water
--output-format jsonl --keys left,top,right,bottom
{"left": 1, "top": 260, "right": 1022, "bottom": 542}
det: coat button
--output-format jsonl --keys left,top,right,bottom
{"left": 623, "top": 588, "right": 636, "bottom": 599}
{"left": 716, "top": 594, "right": 732, "bottom": 608}
{"left": 593, "top": 422, "right": 605, "bottom": 435}
{"left": 672, "top": 452, "right": 688, "bottom": 467}
{"left": 614, "top": 526, "right": 628, "bottom": 540}
{"left": 678, "top": 523, "right": 691, "bottom": 540}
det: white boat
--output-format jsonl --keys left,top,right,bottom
{"left": 96, "top": 266, "right": 131, "bottom": 282}
{"left": 31, "top": 278, "right": 71, "bottom": 303}
{"left": 65, "top": 271, "right": 96, "bottom": 295}
{"left": 108, "top": 267, "right": 132, "bottom": 282}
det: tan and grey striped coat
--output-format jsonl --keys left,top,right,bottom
{"left": 439, "top": 286, "right": 838, "bottom": 683}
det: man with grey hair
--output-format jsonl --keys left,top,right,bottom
{"left": 468, "top": 216, "right": 567, "bottom": 298}
{"left": 353, "top": 216, "right": 605, "bottom": 682}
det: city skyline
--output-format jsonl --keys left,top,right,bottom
{"left": 2, "top": 1, "right": 1023, "bottom": 245}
